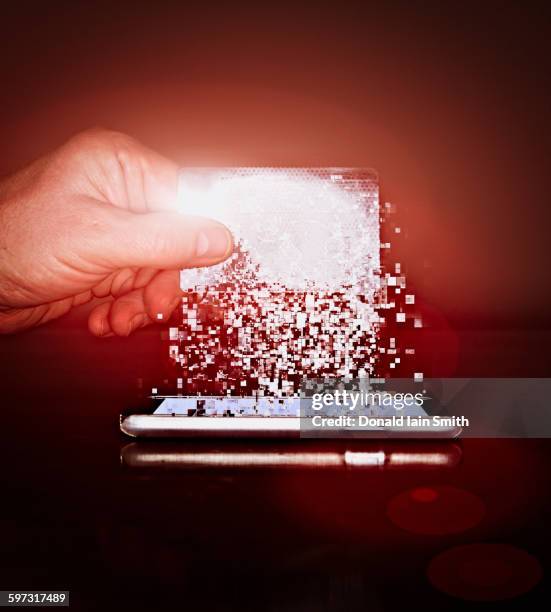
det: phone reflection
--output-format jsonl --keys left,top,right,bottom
{"left": 120, "top": 441, "right": 462, "bottom": 472}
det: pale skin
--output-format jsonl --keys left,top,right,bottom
{"left": 0, "top": 128, "right": 234, "bottom": 335}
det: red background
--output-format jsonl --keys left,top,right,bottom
{"left": 1, "top": 0, "right": 550, "bottom": 378}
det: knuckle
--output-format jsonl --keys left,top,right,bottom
{"left": 149, "top": 227, "right": 175, "bottom": 257}
{"left": 148, "top": 222, "right": 193, "bottom": 264}
{"left": 69, "top": 127, "right": 112, "bottom": 148}
{"left": 115, "top": 146, "right": 136, "bottom": 174}
{"left": 65, "top": 128, "right": 138, "bottom": 157}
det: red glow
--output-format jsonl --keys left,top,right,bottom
{"left": 387, "top": 485, "right": 485, "bottom": 535}
{"left": 410, "top": 487, "right": 439, "bottom": 503}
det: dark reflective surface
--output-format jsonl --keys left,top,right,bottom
{"left": 1, "top": 324, "right": 550, "bottom": 611}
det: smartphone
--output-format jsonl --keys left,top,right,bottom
{"left": 120, "top": 394, "right": 462, "bottom": 439}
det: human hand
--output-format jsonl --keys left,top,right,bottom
{"left": 0, "top": 128, "right": 233, "bottom": 335}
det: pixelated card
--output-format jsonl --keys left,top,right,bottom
{"left": 179, "top": 168, "right": 380, "bottom": 295}
{"left": 174, "top": 168, "right": 381, "bottom": 396}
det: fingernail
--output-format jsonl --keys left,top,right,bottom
{"left": 169, "top": 296, "right": 182, "bottom": 312}
{"left": 128, "top": 313, "right": 146, "bottom": 335}
{"left": 195, "top": 226, "right": 232, "bottom": 260}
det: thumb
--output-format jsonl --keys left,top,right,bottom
{"left": 98, "top": 208, "right": 234, "bottom": 270}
